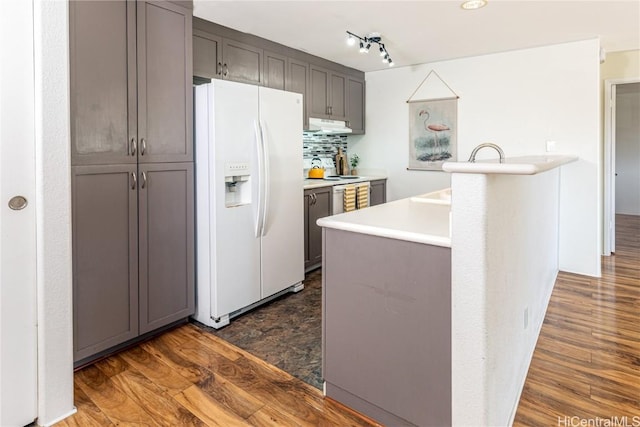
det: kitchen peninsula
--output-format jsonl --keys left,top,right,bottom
{"left": 318, "top": 155, "right": 577, "bottom": 426}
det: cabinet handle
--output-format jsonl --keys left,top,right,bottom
{"left": 130, "top": 137, "right": 137, "bottom": 156}
{"left": 131, "top": 172, "right": 137, "bottom": 190}
{"left": 140, "top": 171, "right": 147, "bottom": 189}
{"left": 223, "top": 63, "right": 228, "bottom": 77}
{"left": 140, "top": 138, "right": 147, "bottom": 156}
{"left": 217, "top": 62, "right": 222, "bottom": 75}
{"left": 312, "top": 193, "right": 317, "bottom": 205}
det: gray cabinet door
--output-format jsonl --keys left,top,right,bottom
{"left": 69, "top": 0, "right": 137, "bottom": 166}
{"left": 287, "top": 59, "right": 309, "bottom": 129}
{"left": 222, "top": 38, "right": 263, "bottom": 85}
{"left": 369, "top": 179, "right": 386, "bottom": 206}
{"left": 193, "top": 29, "right": 222, "bottom": 79}
{"left": 309, "top": 65, "right": 330, "bottom": 119}
{"left": 264, "top": 50, "right": 287, "bottom": 90}
{"left": 72, "top": 165, "right": 138, "bottom": 362}
{"left": 310, "top": 66, "right": 347, "bottom": 120}
{"left": 305, "top": 187, "right": 332, "bottom": 270}
{"left": 137, "top": 1, "right": 193, "bottom": 164}
{"left": 138, "top": 163, "right": 195, "bottom": 334}
{"left": 329, "top": 72, "right": 347, "bottom": 120}
{"left": 347, "top": 77, "right": 365, "bottom": 134}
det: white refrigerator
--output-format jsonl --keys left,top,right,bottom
{"left": 193, "top": 79, "right": 304, "bottom": 328}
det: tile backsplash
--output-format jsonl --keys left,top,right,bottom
{"left": 303, "top": 133, "right": 348, "bottom": 162}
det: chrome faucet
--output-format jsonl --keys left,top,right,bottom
{"left": 468, "top": 143, "right": 505, "bottom": 163}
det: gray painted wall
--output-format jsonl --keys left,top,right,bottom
{"left": 615, "top": 82, "right": 640, "bottom": 215}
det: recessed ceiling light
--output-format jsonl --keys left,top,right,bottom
{"left": 461, "top": 0, "right": 487, "bottom": 10}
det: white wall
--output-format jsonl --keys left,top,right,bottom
{"left": 451, "top": 170, "right": 560, "bottom": 426}
{"left": 615, "top": 83, "right": 640, "bottom": 214}
{"left": 350, "top": 39, "right": 601, "bottom": 277}
{"left": 33, "top": 1, "right": 75, "bottom": 425}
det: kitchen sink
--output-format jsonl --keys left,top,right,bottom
{"left": 410, "top": 188, "right": 451, "bottom": 205}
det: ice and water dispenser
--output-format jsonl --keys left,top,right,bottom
{"left": 224, "top": 162, "right": 251, "bottom": 207}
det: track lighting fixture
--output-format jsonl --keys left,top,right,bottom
{"left": 346, "top": 31, "right": 394, "bottom": 67}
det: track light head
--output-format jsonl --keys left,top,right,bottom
{"left": 346, "top": 30, "right": 393, "bottom": 67}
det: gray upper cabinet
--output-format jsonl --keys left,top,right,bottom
{"left": 222, "top": 39, "right": 263, "bottom": 85}
{"left": 192, "top": 17, "right": 364, "bottom": 131}
{"left": 193, "top": 33, "right": 263, "bottom": 85}
{"left": 309, "top": 65, "right": 347, "bottom": 121}
{"left": 70, "top": 0, "right": 192, "bottom": 165}
{"left": 309, "top": 66, "right": 330, "bottom": 119}
{"left": 137, "top": 1, "right": 193, "bottom": 163}
{"left": 193, "top": 29, "right": 221, "bottom": 79}
{"left": 69, "top": 0, "right": 137, "bottom": 166}
{"left": 263, "top": 50, "right": 287, "bottom": 90}
{"left": 138, "top": 163, "right": 195, "bottom": 334}
{"left": 72, "top": 165, "right": 139, "bottom": 362}
{"left": 346, "top": 77, "right": 365, "bottom": 134}
{"left": 286, "top": 59, "right": 309, "bottom": 129}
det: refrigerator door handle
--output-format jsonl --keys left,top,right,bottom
{"left": 254, "top": 120, "right": 265, "bottom": 238}
{"left": 258, "top": 120, "right": 270, "bottom": 237}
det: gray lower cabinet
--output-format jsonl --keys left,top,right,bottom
{"left": 138, "top": 163, "right": 195, "bottom": 334}
{"left": 304, "top": 187, "right": 332, "bottom": 271}
{"left": 323, "top": 228, "right": 451, "bottom": 426}
{"left": 72, "top": 165, "right": 139, "bottom": 362}
{"left": 369, "top": 179, "right": 387, "bottom": 206}
{"left": 72, "top": 163, "right": 195, "bottom": 363}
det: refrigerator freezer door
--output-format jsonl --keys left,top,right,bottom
{"left": 194, "top": 81, "right": 261, "bottom": 323}
{"left": 258, "top": 87, "right": 304, "bottom": 298}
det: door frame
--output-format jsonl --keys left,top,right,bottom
{"left": 603, "top": 77, "right": 640, "bottom": 255}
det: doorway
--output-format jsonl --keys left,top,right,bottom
{"left": 604, "top": 78, "right": 640, "bottom": 255}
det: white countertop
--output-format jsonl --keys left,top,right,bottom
{"left": 303, "top": 175, "right": 387, "bottom": 190}
{"left": 317, "top": 195, "right": 451, "bottom": 247}
{"left": 442, "top": 155, "right": 578, "bottom": 175}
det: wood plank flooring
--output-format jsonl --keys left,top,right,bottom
{"left": 514, "top": 214, "right": 640, "bottom": 425}
{"left": 58, "top": 215, "right": 638, "bottom": 426}
{"left": 58, "top": 323, "right": 382, "bottom": 427}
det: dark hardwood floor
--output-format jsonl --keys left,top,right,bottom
{"left": 58, "top": 214, "right": 639, "bottom": 426}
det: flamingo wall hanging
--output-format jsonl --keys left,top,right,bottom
{"left": 407, "top": 70, "right": 459, "bottom": 171}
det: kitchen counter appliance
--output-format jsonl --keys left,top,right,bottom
{"left": 194, "top": 80, "right": 304, "bottom": 328}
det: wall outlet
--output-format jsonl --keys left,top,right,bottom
{"left": 546, "top": 140, "right": 557, "bottom": 152}
{"left": 524, "top": 307, "right": 529, "bottom": 329}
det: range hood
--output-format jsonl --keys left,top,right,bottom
{"left": 308, "top": 117, "right": 352, "bottom": 134}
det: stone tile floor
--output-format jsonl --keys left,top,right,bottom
{"left": 193, "top": 269, "right": 323, "bottom": 389}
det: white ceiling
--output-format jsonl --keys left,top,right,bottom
{"left": 193, "top": 1, "right": 640, "bottom": 72}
